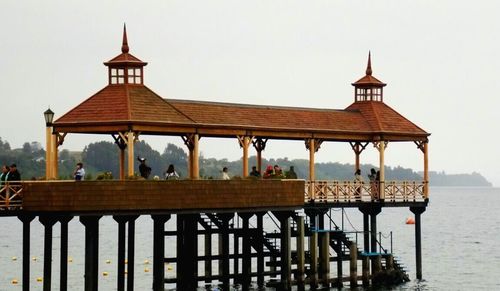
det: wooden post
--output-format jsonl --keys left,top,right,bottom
{"left": 423, "top": 142, "right": 429, "bottom": 199}
{"left": 127, "top": 131, "right": 135, "bottom": 177}
{"left": 240, "top": 213, "right": 253, "bottom": 288}
{"left": 256, "top": 212, "right": 265, "bottom": 288}
{"left": 52, "top": 134, "right": 58, "bottom": 179}
{"left": 379, "top": 141, "right": 385, "bottom": 200}
{"left": 252, "top": 138, "right": 267, "bottom": 175}
{"left": 192, "top": 134, "right": 199, "bottom": 179}
{"left": 204, "top": 227, "right": 212, "bottom": 285}
{"left": 238, "top": 136, "right": 252, "bottom": 177}
{"left": 45, "top": 127, "right": 52, "bottom": 179}
{"left": 310, "top": 230, "right": 318, "bottom": 288}
{"left": 320, "top": 231, "right": 330, "bottom": 284}
{"left": 278, "top": 213, "right": 292, "bottom": 290}
{"left": 296, "top": 216, "right": 305, "bottom": 286}
{"left": 362, "top": 256, "right": 369, "bottom": 286}
{"left": 119, "top": 148, "right": 125, "bottom": 180}
{"left": 183, "top": 134, "right": 200, "bottom": 179}
{"left": 355, "top": 143, "right": 360, "bottom": 171}
{"left": 308, "top": 139, "right": 315, "bottom": 181}
{"left": 349, "top": 242, "right": 358, "bottom": 287}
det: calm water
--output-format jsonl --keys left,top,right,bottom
{"left": 0, "top": 187, "right": 499, "bottom": 290}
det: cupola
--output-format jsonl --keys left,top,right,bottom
{"left": 352, "top": 52, "right": 386, "bottom": 102}
{"left": 103, "top": 24, "right": 148, "bottom": 85}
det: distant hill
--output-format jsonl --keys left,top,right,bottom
{"left": 0, "top": 137, "right": 492, "bottom": 186}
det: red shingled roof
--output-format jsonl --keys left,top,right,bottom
{"left": 55, "top": 85, "right": 194, "bottom": 125}
{"left": 167, "top": 99, "right": 372, "bottom": 133}
{"left": 345, "top": 101, "right": 427, "bottom": 135}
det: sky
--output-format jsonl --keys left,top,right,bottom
{"left": 1, "top": 1, "right": 499, "bottom": 185}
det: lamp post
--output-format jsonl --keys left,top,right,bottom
{"left": 44, "top": 108, "right": 54, "bottom": 179}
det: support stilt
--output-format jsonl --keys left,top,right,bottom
{"left": 19, "top": 215, "right": 35, "bottom": 291}
{"left": 113, "top": 216, "right": 127, "bottom": 291}
{"left": 152, "top": 215, "right": 170, "bottom": 291}
{"left": 256, "top": 212, "right": 265, "bottom": 288}
{"left": 240, "top": 213, "right": 253, "bottom": 289}
{"left": 127, "top": 215, "right": 139, "bottom": 291}
{"left": 80, "top": 216, "right": 102, "bottom": 291}
{"left": 296, "top": 216, "right": 305, "bottom": 286}
{"left": 349, "top": 242, "right": 358, "bottom": 287}
{"left": 40, "top": 216, "right": 57, "bottom": 291}
{"left": 59, "top": 216, "right": 73, "bottom": 291}
{"left": 411, "top": 207, "right": 426, "bottom": 280}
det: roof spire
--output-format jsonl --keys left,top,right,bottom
{"left": 121, "top": 23, "right": 129, "bottom": 54}
{"left": 366, "top": 51, "right": 372, "bottom": 76}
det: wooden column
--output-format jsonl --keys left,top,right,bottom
{"left": 256, "top": 212, "right": 265, "bottom": 288}
{"left": 119, "top": 149, "right": 125, "bottom": 180}
{"left": 112, "top": 133, "right": 127, "bottom": 180}
{"left": 192, "top": 134, "right": 199, "bottom": 179}
{"left": 238, "top": 136, "right": 253, "bottom": 177}
{"left": 320, "top": 231, "right": 330, "bottom": 284}
{"left": 308, "top": 139, "right": 315, "bottom": 181}
{"left": 306, "top": 138, "right": 321, "bottom": 201}
{"left": 45, "top": 127, "right": 52, "bottom": 179}
{"left": 52, "top": 134, "right": 59, "bottom": 179}
{"left": 182, "top": 134, "right": 200, "bottom": 179}
{"left": 350, "top": 142, "right": 368, "bottom": 172}
{"left": 378, "top": 141, "right": 386, "bottom": 200}
{"left": 252, "top": 138, "right": 267, "bottom": 174}
{"left": 307, "top": 212, "right": 318, "bottom": 288}
{"left": 240, "top": 213, "right": 253, "bottom": 288}
{"left": 127, "top": 131, "right": 135, "bottom": 177}
{"left": 349, "top": 242, "right": 358, "bottom": 288}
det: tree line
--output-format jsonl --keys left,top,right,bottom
{"left": 0, "top": 137, "right": 492, "bottom": 186}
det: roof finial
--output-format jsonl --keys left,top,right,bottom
{"left": 121, "top": 23, "right": 129, "bottom": 54}
{"left": 366, "top": 51, "right": 372, "bottom": 76}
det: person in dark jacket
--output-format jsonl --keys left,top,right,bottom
{"left": 7, "top": 164, "right": 21, "bottom": 181}
{"left": 0, "top": 165, "right": 10, "bottom": 187}
{"left": 137, "top": 157, "right": 151, "bottom": 179}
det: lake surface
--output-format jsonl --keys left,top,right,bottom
{"left": 0, "top": 187, "right": 499, "bottom": 290}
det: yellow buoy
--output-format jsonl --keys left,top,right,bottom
{"left": 103, "top": 272, "right": 109, "bottom": 276}
{"left": 167, "top": 265, "right": 173, "bottom": 271}
{"left": 106, "top": 259, "right": 111, "bottom": 264}
{"left": 68, "top": 257, "right": 73, "bottom": 263}
{"left": 124, "top": 270, "right": 128, "bottom": 275}
{"left": 11, "top": 256, "right": 17, "bottom": 261}
{"left": 32, "top": 256, "right": 37, "bottom": 262}
{"left": 144, "top": 268, "right": 149, "bottom": 273}
{"left": 144, "top": 259, "right": 150, "bottom": 265}
{"left": 11, "top": 279, "right": 18, "bottom": 285}
{"left": 36, "top": 277, "right": 43, "bottom": 282}
{"left": 124, "top": 259, "right": 128, "bottom": 264}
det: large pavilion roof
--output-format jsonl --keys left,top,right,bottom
{"left": 53, "top": 30, "right": 429, "bottom": 142}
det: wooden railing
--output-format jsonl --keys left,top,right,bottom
{"left": 304, "top": 180, "right": 426, "bottom": 203}
{"left": 0, "top": 182, "right": 23, "bottom": 210}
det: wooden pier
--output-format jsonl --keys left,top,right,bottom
{"left": 0, "top": 26, "right": 430, "bottom": 290}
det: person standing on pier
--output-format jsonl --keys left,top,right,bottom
{"left": 7, "top": 164, "right": 21, "bottom": 181}
{"left": 73, "top": 162, "right": 85, "bottom": 181}
{"left": 164, "top": 164, "right": 179, "bottom": 180}
{"left": 221, "top": 167, "right": 230, "bottom": 180}
{"left": 285, "top": 166, "right": 298, "bottom": 179}
{"left": 0, "top": 165, "right": 9, "bottom": 187}
{"left": 354, "top": 169, "right": 363, "bottom": 200}
{"left": 137, "top": 156, "right": 151, "bottom": 179}
{"left": 249, "top": 166, "right": 261, "bottom": 178}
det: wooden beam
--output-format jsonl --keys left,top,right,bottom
{"left": 423, "top": 142, "right": 429, "bottom": 199}
{"left": 378, "top": 141, "right": 385, "bottom": 200}
{"left": 252, "top": 138, "right": 267, "bottom": 174}
{"left": 45, "top": 127, "right": 52, "bottom": 180}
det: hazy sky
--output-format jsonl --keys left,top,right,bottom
{"left": 1, "top": 1, "right": 499, "bottom": 185}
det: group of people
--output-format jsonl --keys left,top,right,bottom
{"left": 138, "top": 157, "right": 179, "bottom": 180}
{"left": 0, "top": 164, "right": 21, "bottom": 186}
{"left": 221, "top": 164, "right": 298, "bottom": 180}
